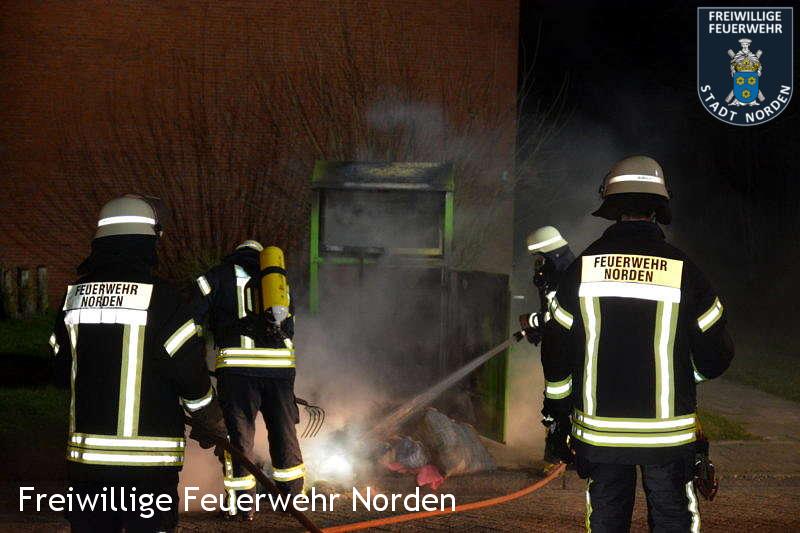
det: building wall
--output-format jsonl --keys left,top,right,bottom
{"left": 0, "top": 0, "right": 518, "bottom": 302}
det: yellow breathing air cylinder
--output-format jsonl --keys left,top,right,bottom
{"left": 259, "top": 246, "right": 290, "bottom": 325}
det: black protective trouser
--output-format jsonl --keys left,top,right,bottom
{"left": 577, "top": 455, "right": 700, "bottom": 532}
{"left": 217, "top": 372, "right": 304, "bottom": 514}
{"left": 66, "top": 477, "right": 179, "bottom": 533}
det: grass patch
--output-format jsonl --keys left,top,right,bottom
{"left": 723, "top": 351, "right": 800, "bottom": 404}
{"left": 0, "top": 386, "right": 68, "bottom": 438}
{"left": 1, "top": 386, "right": 69, "bottom": 481}
{"left": 697, "top": 408, "right": 758, "bottom": 441}
{"left": 0, "top": 313, "right": 54, "bottom": 359}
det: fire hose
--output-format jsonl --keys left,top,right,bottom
{"left": 183, "top": 416, "right": 324, "bottom": 533}
{"left": 322, "top": 463, "right": 567, "bottom": 533}
{"left": 186, "top": 414, "right": 565, "bottom": 533}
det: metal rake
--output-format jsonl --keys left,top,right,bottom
{"left": 295, "top": 397, "right": 325, "bottom": 438}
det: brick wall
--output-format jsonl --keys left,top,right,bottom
{"left": 0, "top": 0, "right": 519, "bottom": 307}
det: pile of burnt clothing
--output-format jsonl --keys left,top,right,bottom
{"left": 379, "top": 408, "right": 496, "bottom": 489}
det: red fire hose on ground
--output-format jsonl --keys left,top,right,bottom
{"left": 322, "top": 463, "right": 567, "bottom": 533}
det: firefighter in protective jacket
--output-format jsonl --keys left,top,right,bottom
{"left": 50, "top": 195, "right": 227, "bottom": 532}
{"left": 542, "top": 156, "right": 734, "bottom": 532}
{"left": 192, "top": 240, "right": 304, "bottom": 520}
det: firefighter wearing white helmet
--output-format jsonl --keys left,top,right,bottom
{"left": 520, "top": 226, "right": 574, "bottom": 345}
{"left": 190, "top": 240, "right": 305, "bottom": 521}
{"left": 527, "top": 226, "right": 568, "bottom": 254}
{"left": 541, "top": 156, "right": 734, "bottom": 531}
{"left": 592, "top": 155, "right": 672, "bottom": 224}
{"left": 51, "top": 195, "right": 227, "bottom": 532}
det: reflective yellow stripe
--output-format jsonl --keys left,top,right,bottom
{"left": 217, "top": 358, "right": 296, "bottom": 368}
{"left": 573, "top": 410, "right": 696, "bottom": 432}
{"left": 545, "top": 376, "right": 572, "bottom": 399}
{"left": 164, "top": 319, "right": 197, "bottom": 357}
{"left": 67, "top": 446, "right": 183, "bottom": 466}
{"left": 118, "top": 324, "right": 145, "bottom": 437}
{"left": 697, "top": 297, "right": 723, "bottom": 332}
{"left": 571, "top": 425, "right": 696, "bottom": 447}
{"left": 224, "top": 474, "right": 256, "bottom": 490}
{"left": 586, "top": 479, "right": 593, "bottom": 532}
{"left": 220, "top": 348, "right": 294, "bottom": 357}
{"left": 580, "top": 297, "right": 600, "bottom": 415}
{"left": 216, "top": 347, "right": 296, "bottom": 369}
{"left": 182, "top": 386, "right": 214, "bottom": 412}
{"left": 549, "top": 297, "right": 574, "bottom": 329}
{"left": 654, "top": 301, "right": 679, "bottom": 418}
{"left": 197, "top": 276, "right": 212, "bottom": 296}
{"left": 70, "top": 433, "right": 185, "bottom": 451}
{"left": 273, "top": 463, "right": 305, "bottom": 481}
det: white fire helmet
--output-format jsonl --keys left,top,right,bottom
{"left": 526, "top": 226, "right": 568, "bottom": 254}
{"left": 95, "top": 195, "right": 161, "bottom": 239}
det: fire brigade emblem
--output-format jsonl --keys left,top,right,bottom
{"left": 697, "top": 7, "right": 793, "bottom": 126}
{"left": 728, "top": 39, "right": 762, "bottom": 106}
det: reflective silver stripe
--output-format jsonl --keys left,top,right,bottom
{"left": 527, "top": 234, "right": 563, "bottom": 251}
{"left": 237, "top": 240, "right": 264, "bottom": 252}
{"left": 68, "top": 447, "right": 183, "bottom": 466}
{"left": 686, "top": 481, "right": 701, "bottom": 532}
{"left": 273, "top": 463, "right": 305, "bottom": 481}
{"left": 70, "top": 433, "right": 185, "bottom": 450}
{"left": 607, "top": 174, "right": 664, "bottom": 184}
{"left": 97, "top": 216, "right": 156, "bottom": 227}
{"left": 654, "top": 301, "right": 679, "bottom": 418}
{"left": 580, "top": 297, "right": 600, "bottom": 415}
{"left": 65, "top": 308, "right": 148, "bottom": 326}
{"left": 118, "top": 324, "right": 145, "bottom": 437}
{"left": 224, "top": 475, "right": 256, "bottom": 490}
{"left": 182, "top": 387, "right": 214, "bottom": 412}
{"left": 545, "top": 376, "right": 572, "bottom": 399}
{"left": 573, "top": 410, "right": 696, "bottom": 432}
{"left": 164, "top": 319, "right": 197, "bottom": 356}
{"left": 697, "top": 297, "right": 723, "bottom": 332}
{"left": 579, "top": 281, "right": 681, "bottom": 303}
{"left": 67, "top": 324, "right": 79, "bottom": 434}
{"left": 234, "top": 265, "right": 253, "bottom": 348}
{"left": 692, "top": 360, "right": 707, "bottom": 383}
{"left": 49, "top": 333, "right": 60, "bottom": 355}
{"left": 197, "top": 276, "right": 212, "bottom": 296}
{"left": 572, "top": 426, "right": 696, "bottom": 447}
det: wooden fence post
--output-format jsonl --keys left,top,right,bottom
{"left": 20, "top": 268, "right": 37, "bottom": 316}
{"left": 37, "top": 266, "right": 48, "bottom": 312}
{"left": 3, "top": 268, "right": 20, "bottom": 319}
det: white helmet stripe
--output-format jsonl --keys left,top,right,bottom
{"left": 98, "top": 216, "right": 156, "bottom": 227}
{"left": 527, "top": 234, "right": 564, "bottom": 251}
{"left": 607, "top": 174, "right": 664, "bottom": 185}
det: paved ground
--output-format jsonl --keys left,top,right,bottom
{"left": 3, "top": 378, "right": 799, "bottom": 531}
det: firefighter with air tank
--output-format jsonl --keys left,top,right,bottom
{"left": 191, "top": 240, "right": 304, "bottom": 521}
{"left": 541, "top": 155, "right": 734, "bottom": 531}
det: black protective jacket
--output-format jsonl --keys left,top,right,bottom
{"left": 542, "top": 221, "right": 734, "bottom": 464}
{"left": 190, "top": 247, "right": 295, "bottom": 379}
{"left": 51, "top": 236, "right": 215, "bottom": 482}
